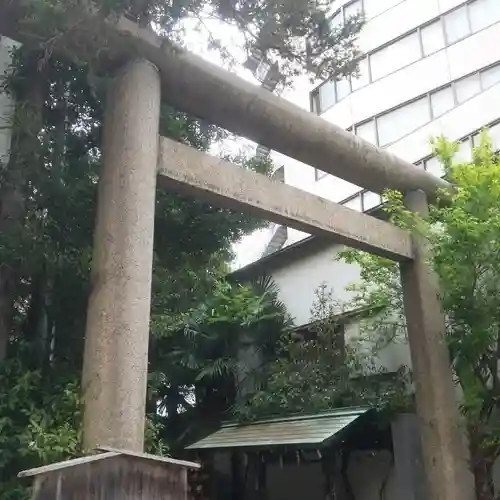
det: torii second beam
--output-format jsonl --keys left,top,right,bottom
{"left": 157, "top": 137, "right": 413, "bottom": 262}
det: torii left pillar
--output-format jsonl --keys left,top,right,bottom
{"left": 81, "top": 58, "right": 161, "bottom": 452}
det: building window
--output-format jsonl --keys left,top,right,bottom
{"left": 330, "top": 0, "right": 362, "bottom": 29}
{"left": 318, "top": 79, "right": 337, "bottom": 113}
{"left": 487, "top": 122, "right": 500, "bottom": 149}
{"left": 336, "top": 77, "right": 351, "bottom": 101}
{"left": 363, "top": 0, "right": 401, "bottom": 20}
{"left": 480, "top": 64, "right": 500, "bottom": 90}
{"left": 455, "top": 138, "right": 473, "bottom": 163}
{"left": 377, "top": 97, "right": 430, "bottom": 147}
{"left": 314, "top": 76, "right": 355, "bottom": 114}
{"left": 330, "top": 10, "right": 343, "bottom": 29}
{"left": 356, "top": 120, "right": 378, "bottom": 146}
{"left": 346, "top": 62, "right": 500, "bottom": 148}
{"left": 344, "top": 194, "right": 363, "bottom": 211}
{"left": 351, "top": 57, "right": 370, "bottom": 91}
{"left": 454, "top": 73, "right": 481, "bottom": 103}
{"left": 421, "top": 20, "right": 446, "bottom": 56}
{"left": 363, "top": 191, "right": 382, "bottom": 211}
{"left": 310, "top": 91, "right": 319, "bottom": 114}
{"left": 430, "top": 87, "right": 455, "bottom": 118}
{"left": 425, "top": 156, "right": 444, "bottom": 178}
{"left": 344, "top": 0, "right": 362, "bottom": 20}
{"left": 444, "top": 5, "right": 471, "bottom": 44}
{"left": 370, "top": 31, "right": 421, "bottom": 81}
{"left": 469, "top": 0, "right": 500, "bottom": 32}
{"left": 340, "top": 118, "right": 500, "bottom": 209}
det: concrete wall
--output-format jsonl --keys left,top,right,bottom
{"left": 236, "top": 1, "right": 500, "bottom": 264}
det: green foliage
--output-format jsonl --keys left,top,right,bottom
{"left": 236, "top": 284, "right": 409, "bottom": 420}
{"left": 339, "top": 131, "right": 500, "bottom": 499}
{"left": 183, "top": 276, "right": 289, "bottom": 377}
{"left": 0, "top": 355, "right": 169, "bottom": 499}
{"left": 0, "top": 359, "right": 80, "bottom": 500}
{"left": 148, "top": 276, "right": 291, "bottom": 451}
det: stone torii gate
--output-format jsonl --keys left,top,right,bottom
{"left": 1, "top": 3, "right": 473, "bottom": 499}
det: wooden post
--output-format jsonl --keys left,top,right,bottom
{"left": 231, "top": 452, "right": 245, "bottom": 500}
{"left": 256, "top": 452, "right": 267, "bottom": 500}
{"left": 321, "top": 451, "right": 337, "bottom": 500}
{"left": 400, "top": 190, "right": 474, "bottom": 500}
{"left": 81, "top": 58, "right": 161, "bottom": 452}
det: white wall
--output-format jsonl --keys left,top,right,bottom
{"left": 264, "top": 241, "right": 412, "bottom": 373}
{"left": 344, "top": 320, "right": 412, "bottom": 373}
{"left": 269, "top": 243, "right": 360, "bottom": 326}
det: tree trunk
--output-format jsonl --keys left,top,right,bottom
{"left": 255, "top": 452, "right": 267, "bottom": 500}
{"left": 23, "top": 270, "right": 50, "bottom": 368}
{"left": 321, "top": 453, "right": 337, "bottom": 500}
{"left": 471, "top": 451, "right": 495, "bottom": 500}
{"left": 469, "top": 427, "right": 496, "bottom": 500}
{"left": 0, "top": 51, "right": 46, "bottom": 361}
{"left": 231, "top": 452, "right": 245, "bottom": 500}
{"left": 341, "top": 448, "right": 355, "bottom": 500}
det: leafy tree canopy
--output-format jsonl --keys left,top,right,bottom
{"left": 236, "top": 284, "right": 409, "bottom": 421}
{"left": 22, "top": 0, "right": 363, "bottom": 82}
{"left": 340, "top": 131, "right": 500, "bottom": 500}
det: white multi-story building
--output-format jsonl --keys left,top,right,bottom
{"left": 269, "top": 0, "right": 500, "bottom": 248}
{"left": 235, "top": 0, "right": 500, "bottom": 369}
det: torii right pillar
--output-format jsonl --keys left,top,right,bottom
{"left": 400, "top": 189, "right": 474, "bottom": 500}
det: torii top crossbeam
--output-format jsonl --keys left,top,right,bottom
{"left": 0, "top": 0, "right": 448, "bottom": 199}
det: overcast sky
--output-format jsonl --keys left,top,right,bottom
{"left": 180, "top": 18, "right": 280, "bottom": 270}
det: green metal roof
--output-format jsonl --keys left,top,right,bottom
{"left": 186, "top": 407, "right": 371, "bottom": 450}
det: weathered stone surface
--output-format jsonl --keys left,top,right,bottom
{"left": 400, "top": 190, "right": 474, "bottom": 500}
{"left": 81, "top": 59, "right": 161, "bottom": 452}
{"left": 0, "top": 1, "right": 448, "bottom": 199}
{"left": 391, "top": 414, "right": 428, "bottom": 500}
{"left": 157, "top": 137, "right": 413, "bottom": 261}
